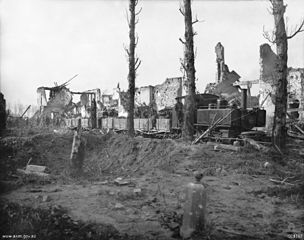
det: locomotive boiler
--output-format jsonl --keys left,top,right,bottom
{"left": 172, "top": 91, "right": 266, "bottom": 137}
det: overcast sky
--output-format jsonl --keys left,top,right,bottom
{"left": 1, "top": 0, "right": 304, "bottom": 107}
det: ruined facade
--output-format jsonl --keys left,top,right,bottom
{"left": 215, "top": 42, "right": 225, "bottom": 84}
{"left": 259, "top": 43, "right": 278, "bottom": 130}
{"left": 115, "top": 77, "right": 183, "bottom": 117}
{"left": 36, "top": 84, "right": 102, "bottom": 128}
{"left": 154, "top": 77, "right": 183, "bottom": 111}
{"left": 205, "top": 42, "right": 240, "bottom": 100}
{"left": 259, "top": 43, "right": 304, "bottom": 130}
{"left": 37, "top": 86, "right": 73, "bottom": 115}
{"left": 287, "top": 68, "right": 304, "bottom": 118}
{"left": 135, "top": 85, "right": 154, "bottom": 106}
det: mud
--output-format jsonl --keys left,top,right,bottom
{"left": 0, "top": 129, "right": 303, "bottom": 239}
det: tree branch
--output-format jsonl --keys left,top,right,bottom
{"left": 263, "top": 25, "right": 276, "bottom": 44}
{"left": 180, "top": 60, "right": 186, "bottom": 71}
{"left": 192, "top": 19, "right": 199, "bottom": 25}
{"left": 179, "top": 7, "right": 185, "bottom": 16}
{"left": 287, "top": 19, "right": 304, "bottom": 39}
{"left": 179, "top": 38, "right": 185, "bottom": 44}
{"left": 123, "top": 44, "right": 130, "bottom": 56}
{"left": 135, "top": 59, "right": 141, "bottom": 71}
{"left": 125, "top": 9, "right": 130, "bottom": 27}
{"left": 192, "top": 15, "right": 203, "bottom": 25}
{"left": 135, "top": 34, "right": 139, "bottom": 46}
{"left": 136, "top": 7, "right": 142, "bottom": 16}
{"left": 135, "top": 57, "right": 139, "bottom": 66}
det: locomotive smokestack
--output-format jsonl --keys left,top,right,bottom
{"left": 241, "top": 89, "right": 247, "bottom": 110}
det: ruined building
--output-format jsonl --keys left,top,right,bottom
{"left": 37, "top": 82, "right": 101, "bottom": 127}
{"left": 116, "top": 77, "right": 183, "bottom": 117}
{"left": 154, "top": 77, "right": 183, "bottom": 110}
{"left": 259, "top": 43, "right": 304, "bottom": 130}
{"left": 205, "top": 42, "right": 240, "bottom": 100}
{"left": 287, "top": 68, "right": 304, "bottom": 116}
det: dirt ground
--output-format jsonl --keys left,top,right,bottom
{"left": 0, "top": 127, "right": 303, "bottom": 239}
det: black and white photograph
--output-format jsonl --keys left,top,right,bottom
{"left": 0, "top": 0, "right": 304, "bottom": 239}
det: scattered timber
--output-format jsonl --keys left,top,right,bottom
{"left": 17, "top": 164, "right": 49, "bottom": 178}
{"left": 206, "top": 141, "right": 242, "bottom": 152}
{"left": 287, "top": 130, "right": 304, "bottom": 140}
{"left": 294, "top": 125, "right": 304, "bottom": 135}
{"left": 243, "top": 138, "right": 270, "bottom": 153}
{"left": 20, "top": 105, "right": 31, "bottom": 118}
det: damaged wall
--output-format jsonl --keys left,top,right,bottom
{"left": 37, "top": 88, "right": 48, "bottom": 108}
{"left": 39, "top": 87, "right": 73, "bottom": 114}
{"left": 116, "top": 77, "right": 182, "bottom": 116}
{"left": 259, "top": 43, "right": 304, "bottom": 130}
{"left": 259, "top": 43, "right": 278, "bottom": 130}
{"left": 205, "top": 42, "right": 240, "bottom": 101}
{"left": 135, "top": 86, "right": 154, "bottom": 106}
{"left": 154, "top": 77, "right": 182, "bottom": 111}
{"left": 288, "top": 68, "right": 304, "bottom": 119}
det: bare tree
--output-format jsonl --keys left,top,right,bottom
{"left": 179, "top": 0, "right": 199, "bottom": 141}
{"left": 125, "top": 0, "right": 141, "bottom": 137}
{"left": 263, "top": 0, "right": 304, "bottom": 151}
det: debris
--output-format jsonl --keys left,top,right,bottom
{"left": 29, "top": 189, "right": 43, "bottom": 193}
{"left": 108, "top": 191, "right": 116, "bottom": 196}
{"left": 113, "top": 203, "right": 125, "bottom": 210}
{"left": 243, "top": 138, "right": 270, "bottom": 152}
{"left": 26, "top": 165, "right": 46, "bottom": 173}
{"left": 17, "top": 169, "right": 49, "bottom": 178}
{"left": 42, "top": 195, "right": 51, "bottom": 202}
{"left": 288, "top": 130, "right": 304, "bottom": 140}
{"left": 294, "top": 124, "right": 304, "bottom": 135}
{"left": 221, "top": 169, "right": 228, "bottom": 176}
{"left": 271, "top": 197, "right": 282, "bottom": 204}
{"left": 114, "top": 177, "right": 130, "bottom": 186}
{"left": 133, "top": 188, "right": 142, "bottom": 194}
{"left": 264, "top": 162, "right": 271, "bottom": 168}
{"left": 17, "top": 162, "right": 49, "bottom": 177}
{"left": 168, "top": 222, "right": 179, "bottom": 230}
{"left": 95, "top": 180, "right": 108, "bottom": 185}
{"left": 258, "top": 193, "right": 268, "bottom": 199}
{"left": 269, "top": 177, "right": 295, "bottom": 186}
{"left": 207, "top": 141, "right": 242, "bottom": 152}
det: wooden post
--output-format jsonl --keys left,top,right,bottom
{"left": 70, "top": 119, "right": 85, "bottom": 176}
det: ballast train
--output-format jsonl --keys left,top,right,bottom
{"left": 96, "top": 90, "right": 266, "bottom": 137}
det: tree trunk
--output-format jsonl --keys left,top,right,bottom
{"left": 182, "top": 0, "right": 196, "bottom": 141}
{"left": 91, "top": 98, "right": 97, "bottom": 129}
{"left": 127, "top": 0, "right": 137, "bottom": 137}
{"left": 272, "top": 0, "right": 288, "bottom": 150}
